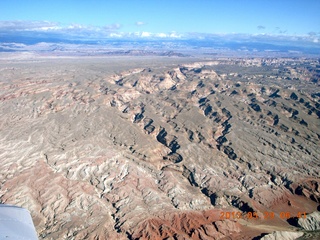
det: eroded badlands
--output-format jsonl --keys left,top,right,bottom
{"left": 0, "top": 56, "right": 319, "bottom": 239}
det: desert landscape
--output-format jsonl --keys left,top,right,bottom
{"left": 0, "top": 53, "right": 319, "bottom": 239}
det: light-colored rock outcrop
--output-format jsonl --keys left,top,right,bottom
{"left": 261, "top": 231, "right": 304, "bottom": 240}
{"left": 298, "top": 211, "right": 320, "bottom": 231}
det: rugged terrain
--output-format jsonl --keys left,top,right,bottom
{"left": 0, "top": 55, "right": 319, "bottom": 239}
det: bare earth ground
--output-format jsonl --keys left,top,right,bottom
{"left": 0, "top": 55, "right": 319, "bottom": 239}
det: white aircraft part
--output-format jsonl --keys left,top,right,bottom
{"left": 0, "top": 204, "right": 38, "bottom": 240}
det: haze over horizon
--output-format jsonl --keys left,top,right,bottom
{"left": 0, "top": 0, "right": 320, "bottom": 43}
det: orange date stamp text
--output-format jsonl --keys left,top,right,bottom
{"left": 219, "top": 211, "right": 307, "bottom": 220}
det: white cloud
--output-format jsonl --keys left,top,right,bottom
{"left": 155, "top": 33, "right": 168, "bottom": 38}
{"left": 109, "top": 32, "right": 124, "bottom": 38}
{"left": 0, "top": 20, "right": 122, "bottom": 34}
{"left": 0, "top": 20, "right": 319, "bottom": 46}
{"left": 0, "top": 20, "right": 59, "bottom": 31}
{"left": 169, "top": 32, "right": 182, "bottom": 38}
{"left": 67, "top": 24, "right": 88, "bottom": 30}
{"left": 140, "top": 32, "right": 151, "bottom": 37}
{"left": 135, "top": 21, "right": 146, "bottom": 26}
{"left": 103, "top": 23, "right": 121, "bottom": 31}
{"left": 38, "top": 26, "right": 62, "bottom": 31}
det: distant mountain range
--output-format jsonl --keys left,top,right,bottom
{"left": 1, "top": 30, "right": 320, "bottom": 57}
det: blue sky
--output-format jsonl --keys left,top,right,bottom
{"left": 0, "top": 0, "right": 319, "bottom": 39}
